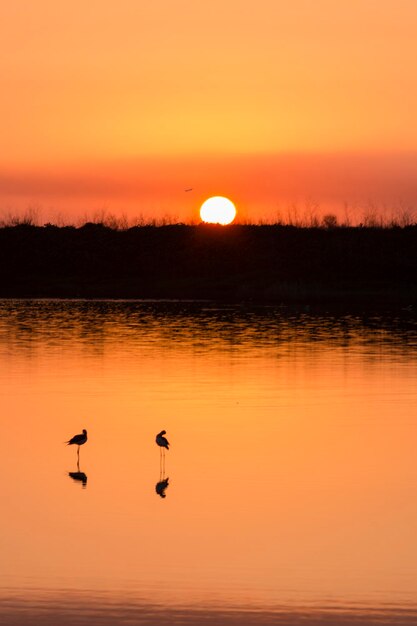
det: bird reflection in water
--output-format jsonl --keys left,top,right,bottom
{"left": 68, "top": 457, "right": 88, "bottom": 488}
{"left": 155, "top": 476, "right": 169, "bottom": 498}
{"left": 155, "top": 429, "right": 170, "bottom": 498}
{"left": 69, "top": 470, "right": 88, "bottom": 487}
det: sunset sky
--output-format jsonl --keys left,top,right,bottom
{"left": 1, "top": 0, "right": 417, "bottom": 223}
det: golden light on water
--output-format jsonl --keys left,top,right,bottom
{"left": 200, "top": 196, "right": 237, "bottom": 225}
{"left": 2, "top": 301, "right": 417, "bottom": 624}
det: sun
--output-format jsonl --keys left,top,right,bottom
{"left": 200, "top": 196, "right": 237, "bottom": 225}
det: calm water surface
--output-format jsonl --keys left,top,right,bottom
{"left": 1, "top": 300, "right": 417, "bottom": 625}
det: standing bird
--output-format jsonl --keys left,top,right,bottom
{"left": 156, "top": 430, "right": 169, "bottom": 451}
{"left": 66, "top": 429, "right": 88, "bottom": 461}
{"left": 156, "top": 430, "right": 169, "bottom": 477}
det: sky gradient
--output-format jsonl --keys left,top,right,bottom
{"left": 1, "top": 1, "right": 417, "bottom": 223}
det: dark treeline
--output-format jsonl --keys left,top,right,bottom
{"left": 1, "top": 222, "right": 417, "bottom": 302}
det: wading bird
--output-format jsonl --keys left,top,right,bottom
{"left": 156, "top": 430, "right": 169, "bottom": 476}
{"left": 66, "top": 429, "right": 88, "bottom": 459}
{"left": 156, "top": 430, "right": 169, "bottom": 451}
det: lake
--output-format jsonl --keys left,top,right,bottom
{"left": 1, "top": 300, "right": 417, "bottom": 625}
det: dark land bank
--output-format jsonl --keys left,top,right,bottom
{"left": 1, "top": 223, "right": 417, "bottom": 303}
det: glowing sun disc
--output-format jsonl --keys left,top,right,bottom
{"left": 200, "top": 196, "right": 237, "bottom": 225}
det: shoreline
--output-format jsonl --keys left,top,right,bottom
{"left": 1, "top": 223, "right": 416, "bottom": 304}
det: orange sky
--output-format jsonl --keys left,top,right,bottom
{"left": 1, "top": 1, "right": 417, "bottom": 222}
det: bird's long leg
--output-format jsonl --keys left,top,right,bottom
{"left": 77, "top": 456, "right": 80, "bottom": 472}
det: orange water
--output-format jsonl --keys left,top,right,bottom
{"left": 1, "top": 301, "right": 417, "bottom": 625}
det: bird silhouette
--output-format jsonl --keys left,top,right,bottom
{"left": 156, "top": 430, "right": 169, "bottom": 477}
{"left": 156, "top": 430, "right": 169, "bottom": 450}
{"left": 66, "top": 429, "right": 87, "bottom": 460}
